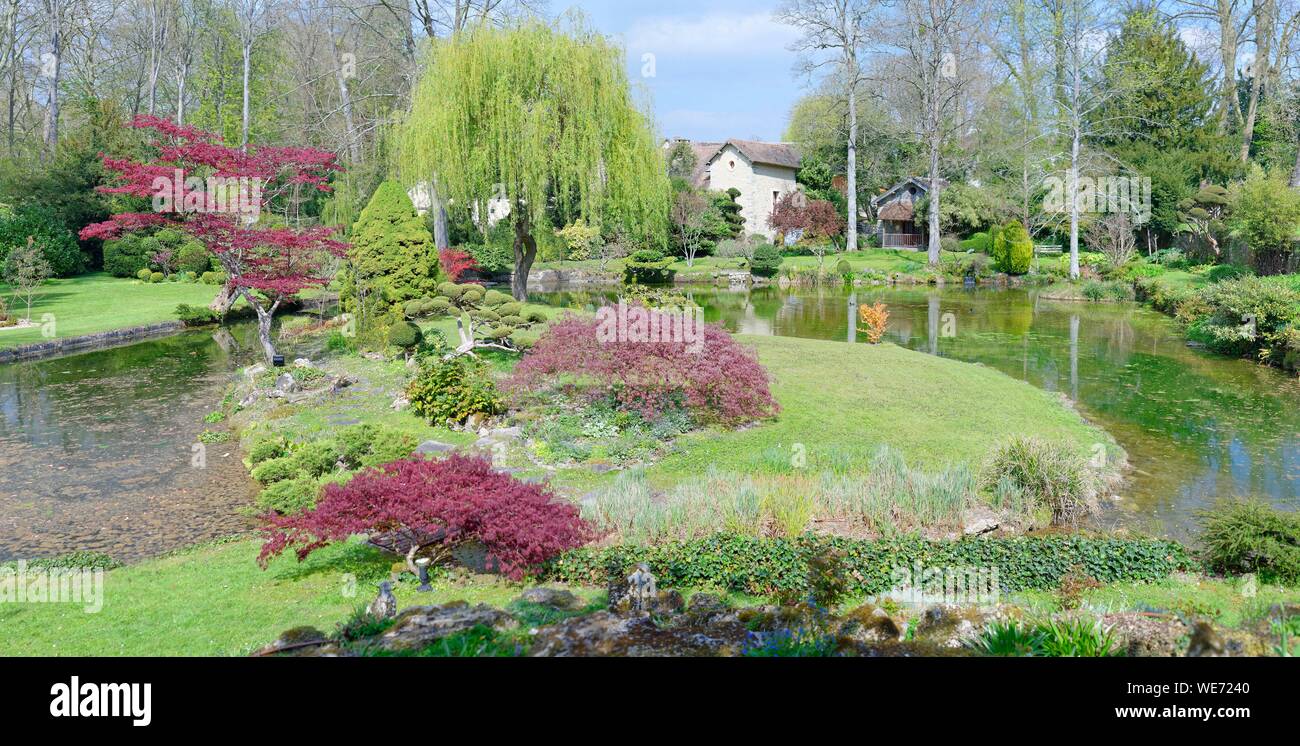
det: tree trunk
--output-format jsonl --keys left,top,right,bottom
{"left": 1240, "top": 0, "right": 1274, "bottom": 162}
{"left": 209, "top": 283, "right": 236, "bottom": 314}
{"left": 254, "top": 299, "right": 280, "bottom": 364}
{"left": 41, "top": 2, "right": 62, "bottom": 156}
{"left": 241, "top": 40, "right": 252, "bottom": 150}
{"left": 845, "top": 60, "right": 858, "bottom": 252}
{"left": 175, "top": 60, "right": 188, "bottom": 125}
{"left": 926, "top": 22, "right": 942, "bottom": 267}
{"left": 1290, "top": 139, "right": 1300, "bottom": 187}
{"left": 1218, "top": 0, "right": 1242, "bottom": 129}
{"left": 511, "top": 213, "right": 538, "bottom": 302}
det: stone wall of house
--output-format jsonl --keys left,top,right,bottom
{"left": 704, "top": 144, "right": 798, "bottom": 241}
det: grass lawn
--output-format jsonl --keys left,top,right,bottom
{"left": 0, "top": 272, "right": 218, "bottom": 349}
{"left": 646, "top": 334, "right": 1113, "bottom": 482}
{"left": 0, "top": 537, "right": 599, "bottom": 656}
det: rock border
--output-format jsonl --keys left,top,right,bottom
{"left": 0, "top": 321, "right": 186, "bottom": 364}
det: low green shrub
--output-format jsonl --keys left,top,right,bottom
{"left": 387, "top": 319, "right": 423, "bottom": 351}
{"left": 291, "top": 439, "right": 341, "bottom": 478}
{"left": 407, "top": 356, "right": 502, "bottom": 426}
{"left": 960, "top": 232, "right": 991, "bottom": 253}
{"left": 249, "top": 436, "right": 291, "bottom": 465}
{"left": 544, "top": 533, "right": 1193, "bottom": 597}
{"left": 750, "top": 243, "right": 783, "bottom": 278}
{"left": 136, "top": 268, "right": 153, "bottom": 281}
{"left": 149, "top": 272, "right": 165, "bottom": 283}
{"left": 175, "top": 303, "right": 217, "bottom": 326}
{"left": 1187, "top": 276, "right": 1300, "bottom": 362}
{"left": 1197, "top": 500, "right": 1300, "bottom": 584}
{"left": 200, "top": 271, "right": 228, "bottom": 286}
{"left": 256, "top": 475, "right": 323, "bottom": 514}
{"left": 622, "top": 249, "right": 675, "bottom": 284}
{"left": 337, "top": 424, "right": 417, "bottom": 469}
{"left": 250, "top": 456, "right": 298, "bottom": 485}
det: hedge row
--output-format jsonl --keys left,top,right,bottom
{"left": 542, "top": 534, "right": 1195, "bottom": 597}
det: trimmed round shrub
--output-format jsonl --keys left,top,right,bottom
{"left": 136, "top": 268, "right": 153, "bottom": 281}
{"left": 482, "top": 289, "right": 513, "bottom": 307}
{"left": 387, "top": 319, "right": 423, "bottom": 350}
{"left": 835, "top": 259, "right": 853, "bottom": 276}
{"left": 750, "top": 243, "right": 783, "bottom": 277}
{"left": 251, "top": 456, "right": 299, "bottom": 485}
{"left": 149, "top": 272, "right": 165, "bottom": 283}
{"left": 256, "top": 476, "right": 322, "bottom": 515}
{"left": 200, "top": 271, "right": 228, "bottom": 286}
{"left": 291, "top": 440, "right": 342, "bottom": 478}
{"left": 176, "top": 240, "right": 211, "bottom": 274}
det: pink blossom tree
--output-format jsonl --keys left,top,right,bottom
{"left": 80, "top": 115, "right": 347, "bottom": 363}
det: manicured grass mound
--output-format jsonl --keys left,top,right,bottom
{"left": 545, "top": 533, "right": 1195, "bottom": 598}
{"left": 648, "top": 334, "right": 1113, "bottom": 478}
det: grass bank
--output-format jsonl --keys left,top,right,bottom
{"left": 649, "top": 334, "right": 1114, "bottom": 479}
{"left": 0, "top": 272, "right": 219, "bottom": 349}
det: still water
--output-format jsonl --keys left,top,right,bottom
{"left": 535, "top": 284, "right": 1300, "bottom": 538}
{"left": 0, "top": 326, "right": 267, "bottom": 562}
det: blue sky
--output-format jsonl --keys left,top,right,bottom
{"left": 555, "top": 0, "right": 805, "bottom": 142}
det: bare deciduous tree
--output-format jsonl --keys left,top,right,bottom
{"left": 777, "top": 0, "right": 881, "bottom": 253}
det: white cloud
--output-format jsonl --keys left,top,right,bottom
{"left": 623, "top": 12, "right": 800, "bottom": 59}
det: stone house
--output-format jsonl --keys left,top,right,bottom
{"left": 665, "top": 138, "right": 802, "bottom": 241}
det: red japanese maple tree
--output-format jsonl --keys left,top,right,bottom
{"left": 80, "top": 116, "right": 347, "bottom": 363}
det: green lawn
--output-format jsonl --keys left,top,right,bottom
{"left": 0, "top": 537, "right": 598, "bottom": 656}
{"left": 647, "top": 334, "right": 1113, "bottom": 481}
{"left": 0, "top": 272, "right": 218, "bottom": 349}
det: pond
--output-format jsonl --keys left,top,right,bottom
{"left": 534, "top": 283, "right": 1300, "bottom": 539}
{"left": 0, "top": 325, "right": 272, "bottom": 563}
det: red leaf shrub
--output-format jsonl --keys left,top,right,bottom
{"left": 257, "top": 454, "right": 589, "bottom": 580}
{"left": 439, "top": 248, "right": 479, "bottom": 282}
{"left": 505, "top": 311, "right": 780, "bottom": 426}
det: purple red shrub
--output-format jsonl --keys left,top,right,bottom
{"left": 257, "top": 454, "right": 589, "bottom": 580}
{"left": 505, "top": 311, "right": 780, "bottom": 426}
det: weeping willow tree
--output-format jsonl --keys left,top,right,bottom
{"left": 397, "top": 19, "right": 670, "bottom": 300}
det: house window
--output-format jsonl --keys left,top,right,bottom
{"left": 773, "top": 190, "right": 780, "bottom": 205}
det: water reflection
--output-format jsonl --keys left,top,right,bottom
{"left": 0, "top": 325, "right": 266, "bottom": 562}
